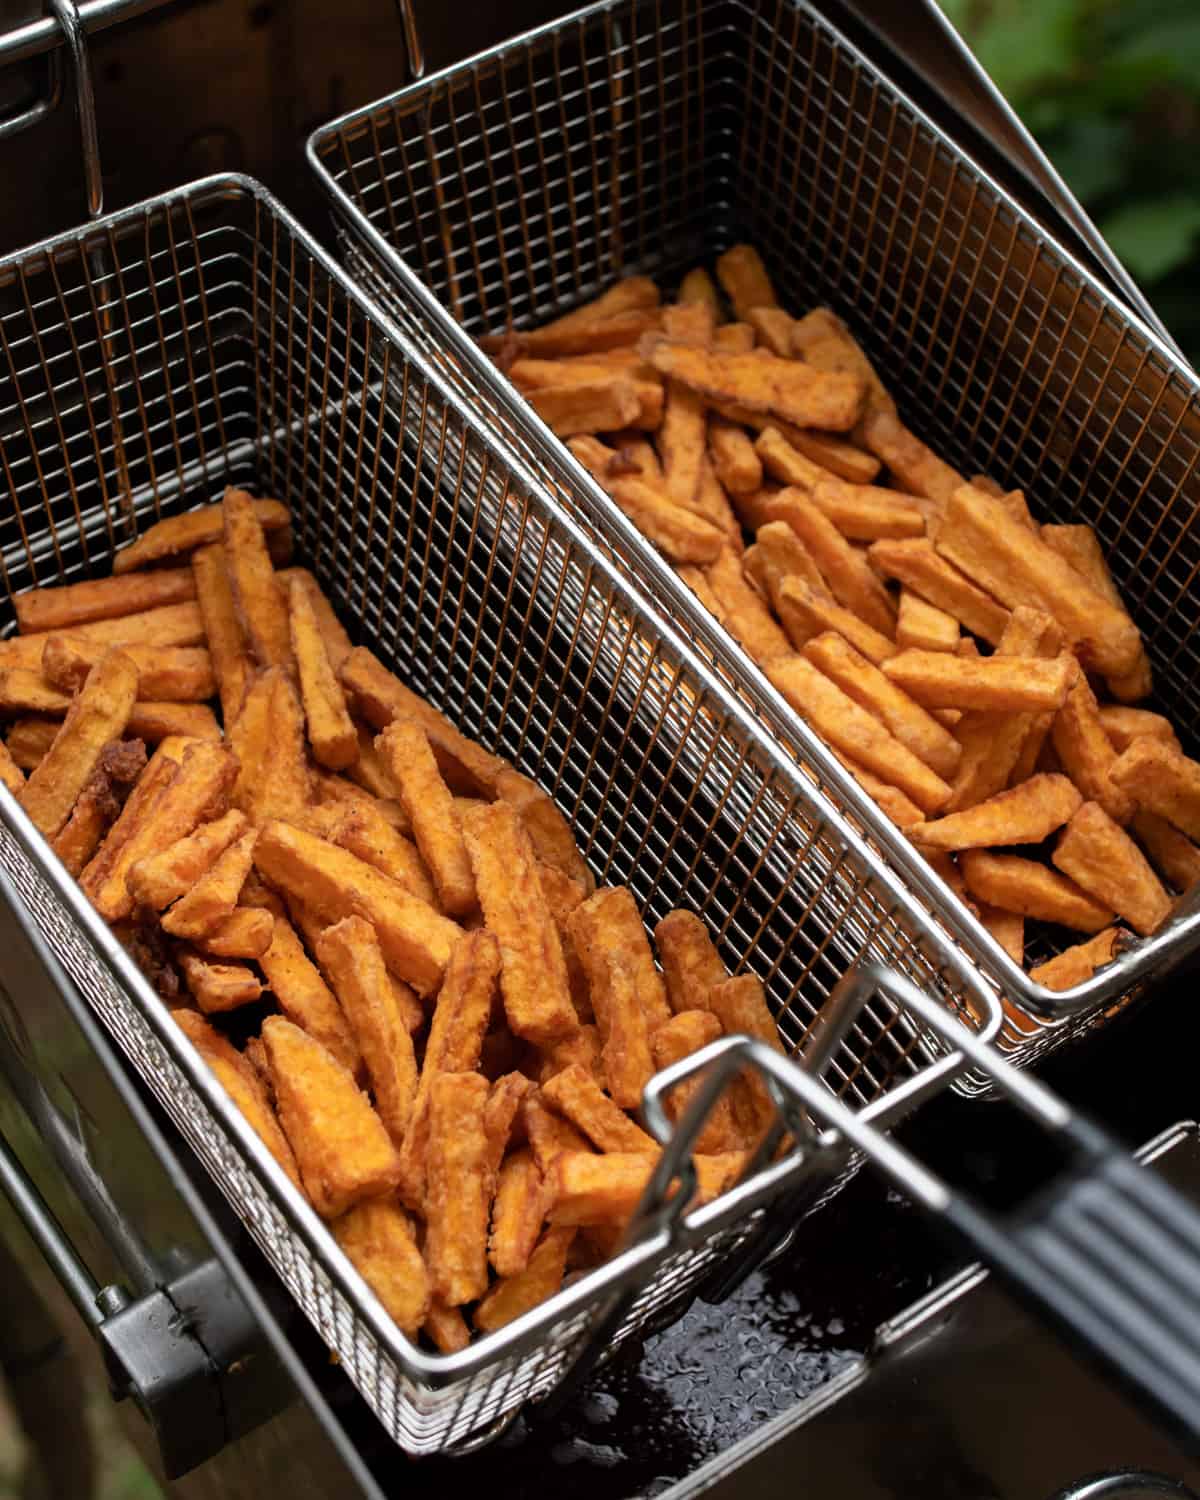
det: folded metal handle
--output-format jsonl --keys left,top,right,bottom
{"left": 392, "top": 0, "right": 424, "bottom": 80}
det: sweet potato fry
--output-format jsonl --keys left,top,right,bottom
{"left": 713, "top": 323, "right": 756, "bottom": 353}
{"left": 655, "top": 910, "right": 727, "bottom": 1015}
{"left": 547, "top": 1150, "right": 746, "bottom": 1226}
{"left": 539, "top": 1023, "right": 603, "bottom": 1084}
{"left": 0, "top": 668, "right": 70, "bottom": 715}
{"left": 287, "top": 575, "right": 356, "bottom": 769}
{"left": 42, "top": 635, "right": 216, "bottom": 703}
{"left": 316, "top": 771, "right": 410, "bottom": 834}
{"left": 1111, "top": 739, "right": 1200, "bottom": 841}
{"left": 977, "top": 902, "right": 1025, "bottom": 966}
{"left": 126, "top": 703, "right": 222, "bottom": 744}
{"left": 1029, "top": 927, "right": 1128, "bottom": 992}
{"left": 195, "top": 907, "right": 274, "bottom": 959}
{"left": 474, "top": 1225, "right": 576, "bottom": 1334}
{"left": 747, "top": 519, "right": 829, "bottom": 598}
{"left": 262, "top": 1015, "right": 401, "bottom": 1218}
{"left": 935, "top": 487, "right": 1143, "bottom": 679}
{"left": 959, "top": 849, "right": 1115, "bottom": 932}
{"left": 461, "top": 802, "right": 577, "bottom": 1044}
{"left": 773, "top": 576, "right": 897, "bottom": 665}
{"left": 658, "top": 374, "right": 707, "bottom": 507}
{"left": 1131, "top": 811, "right": 1200, "bottom": 891}
{"left": 705, "top": 547, "right": 791, "bottom": 665}
{"left": 423, "top": 1299, "right": 470, "bottom": 1353}
{"left": 645, "top": 342, "right": 864, "bottom": 432}
{"left": 569, "top": 886, "right": 669, "bottom": 1032}
{"left": 803, "top": 632, "right": 961, "bottom": 780}
{"left": 790, "top": 308, "right": 896, "bottom": 419}
{"left": 317, "top": 916, "right": 419, "bottom": 1145}
{"left": 1098, "top": 705, "right": 1178, "bottom": 754}
{"left": 782, "top": 429, "right": 881, "bottom": 485}
{"left": 178, "top": 950, "right": 264, "bottom": 1012}
{"left": 715, "top": 245, "right": 778, "bottom": 317}
{"left": 16, "top": 566, "right": 197, "bottom": 636}
{"left": 18, "top": 648, "right": 138, "bottom": 839}
{"left": 766, "top": 490, "right": 895, "bottom": 636}
{"left": 868, "top": 538, "right": 1009, "bottom": 644}
{"left": 857, "top": 411, "right": 964, "bottom": 508}
{"left": 1040, "top": 523, "right": 1151, "bottom": 700}
{"left": 1052, "top": 801, "right": 1170, "bottom": 936}
{"left": 708, "top": 416, "right": 763, "bottom": 495}
{"left": 0, "top": 606, "right": 206, "bottom": 679}
{"left": 395, "top": 930, "right": 498, "bottom": 1208}
{"left": 377, "top": 719, "right": 476, "bottom": 916}
{"left": 490, "top": 310, "right": 663, "bottom": 359}
{"left": 278, "top": 568, "right": 354, "bottom": 671}
{"left": 162, "top": 827, "right": 257, "bottom": 939}
{"left": 5, "top": 718, "right": 57, "bottom": 770}
{"left": 765, "top": 655, "right": 952, "bottom": 813}
{"left": 608, "top": 475, "right": 726, "bottom": 563}
{"left": 114, "top": 498, "right": 290, "bottom": 575}
{"left": 652, "top": 1010, "right": 741, "bottom": 1152}
{"left": 229, "top": 669, "right": 311, "bottom": 826}
{"left": 191, "top": 542, "right": 252, "bottom": 723}
{"left": 542, "top": 1063, "right": 657, "bottom": 1153}
{"left": 747, "top": 306, "right": 795, "bottom": 356}
{"left": 912, "top": 773, "right": 1082, "bottom": 852}
{"left": 173, "top": 1010, "right": 302, "bottom": 1193}
{"left": 0, "top": 739, "right": 23, "bottom": 794}
{"left": 755, "top": 426, "right": 838, "bottom": 492}
{"left": 882, "top": 649, "right": 1076, "bottom": 712}
{"left": 323, "top": 801, "right": 435, "bottom": 906}
{"left": 568, "top": 898, "right": 654, "bottom": 1110}
{"left": 128, "top": 807, "right": 248, "bottom": 911}
{"left": 523, "top": 1095, "right": 591, "bottom": 1175}
{"left": 808, "top": 478, "right": 925, "bottom": 541}
{"left": 483, "top": 1072, "right": 536, "bottom": 1176}
{"left": 708, "top": 974, "right": 785, "bottom": 1141}
{"left": 488, "top": 1147, "right": 545, "bottom": 1279}
{"left": 494, "top": 768, "right": 593, "bottom": 894}
{"left": 833, "top": 753, "right": 926, "bottom": 827}
{"left": 895, "top": 588, "right": 959, "bottom": 653}
{"left": 424, "top": 1071, "right": 491, "bottom": 1305}
{"left": 679, "top": 267, "right": 721, "bottom": 313}
{"left": 334, "top": 1197, "right": 430, "bottom": 1336}
{"left": 1052, "top": 675, "right": 1135, "bottom": 824}
{"left": 528, "top": 378, "right": 642, "bottom": 436}
{"left": 223, "top": 488, "right": 293, "bottom": 674}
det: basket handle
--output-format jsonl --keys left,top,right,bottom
{"left": 46, "top": 0, "right": 102, "bottom": 219}
{"left": 392, "top": 0, "right": 424, "bottom": 80}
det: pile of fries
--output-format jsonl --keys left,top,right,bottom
{"left": 0, "top": 490, "right": 787, "bottom": 1350}
{"left": 489, "top": 246, "right": 1200, "bottom": 998}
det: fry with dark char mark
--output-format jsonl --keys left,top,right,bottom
{"left": 114, "top": 497, "right": 290, "bottom": 575}
{"left": 334, "top": 1198, "right": 429, "bottom": 1336}
{"left": 424, "top": 1072, "right": 491, "bottom": 1305}
{"left": 223, "top": 487, "right": 293, "bottom": 673}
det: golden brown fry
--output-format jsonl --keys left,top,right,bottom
{"left": 191, "top": 543, "right": 253, "bottom": 724}
{"left": 790, "top": 308, "right": 896, "bottom": 419}
{"left": 378, "top": 719, "right": 476, "bottom": 916}
{"left": 645, "top": 342, "right": 864, "bottom": 431}
{"left": 679, "top": 267, "right": 721, "bottom": 313}
{"left": 263, "top": 1015, "right": 401, "bottom": 1218}
{"left": 528, "top": 378, "right": 642, "bottom": 436}
{"left": 128, "top": 807, "right": 249, "bottom": 911}
{"left": 783, "top": 429, "right": 882, "bottom": 486}
{"left": 833, "top": 753, "right": 926, "bottom": 827}
{"left": 1040, "top": 523, "right": 1151, "bottom": 700}
{"left": 195, "top": 907, "right": 274, "bottom": 959}
{"left": 659, "top": 372, "right": 707, "bottom": 507}
{"left": 489, "top": 1147, "right": 545, "bottom": 1278}
{"left": 857, "top": 411, "right": 964, "bottom": 508}
{"left": 16, "top": 566, "right": 197, "bottom": 635}
{"left": 1052, "top": 801, "right": 1170, "bottom": 936}
{"left": 423, "top": 1299, "right": 470, "bottom": 1353}
{"left": 808, "top": 479, "right": 925, "bottom": 541}
{"left": 754, "top": 426, "right": 838, "bottom": 492}
{"left": 547, "top": 1150, "right": 746, "bottom": 1226}
{"left": 229, "top": 669, "right": 311, "bottom": 826}
{"left": 488, "top": 310, "right": 663, "bottom": 359}
{"left": 708, "top": 974, "right": 785, "bottom": 1143}
{"left": 655, "top": 910, "right": 727, "bottom": 1015}
{"left": 483, "top": 1072, "right": 536, "bottom": 1177}
{"left": 316, "top": 771, "right": 411, "bottom": 834}
{"left": 460, "top": 801, "right": 577, "bottom": 1044}
{"left": 705, "top": 547, "right": 791, "bottom": 665}
{"left": 42, "top": 635, "right": 216, "bottom": 703}
{"left": 178, "top": 950, "right": 264, "bottom": 1012}
{"left": 334, "top": 1196, "right": 430, "bottom": 1336}
{"left": 569, "top": 896, "right": 654, "bottom": 1111}
{"left": 766, "top": 489, "right": 895, "bottom": 636}
{"left": 323, "top": 800, "right": 435, "bottom": 906}
{"left": 18, "top": 649, "right": 138, "bottom": 839}
{"left": 652, "top": 1010, "right": 741, "bottom": 1153}
{"left": 715, "top": 245, "right": 778, "bottom": 317}
{"left": 395, "top": 930, "right": 498, "bottom": 1208}
{"left": 494, "top": 767, "right": 594, "bottom": 894}
{"left": 223, "top": 487, "right": 293, "bottom": 673}
{"left": 713, "top": 323, "right": 756, "bottom": 354}
{"left": 959, "top": 849, "right": 1115, "bottom": 932}
{"left": 1052, "top": 675, "right": 1135, "bottom": 824}
{"left": 1029, "top": 927, "right": 1128, "bottom": 992}
{"left": 125, "top": 703, "right": 221, "bottom": 744}
{"left": 773, "top": 576, "right": 897, "bottom": 664}
{"left": 162, "top": 827, "right": 257, "bottom": 939}
{"left": 254, "top": 820, "right": 460, "bottom": 995}
{"left": 935, "top": 487, "right": 1142, "bottom": 679}
{"left": 474, "top": 1226, "right": 576, "bottom": 1334}
{"left": 0, "top": 739, "right": 24, "bottom": 794}
{"left": 764, "top": 654, "right": 951, "bottom": 813}
{"left": 523, "top": 1095, "right": 591, "bottom": 1175}
{"left": 569, "top": 886, "right": 668, "bottom": 1032}
{"left": 0, "top": 668, "right": 70, "bottom": 715}
{"left": 1111, "top": 739, "right": 1200, "bottom": 841}
{"left": 0, "top": 608, "right": 206, "bottom": 678}
{"left": 114, "top": 498, "right": 290, "bottom": 575}
{"left": 542, "top": 1063, "right": 657, "bottom": 1153}
{"left": 424, "top": 1072, "right": 491, "bottom": 1305}
{"left": 1098, "top": 705, "right": 1179, "bottom": 754}
{"left": 912, "top": 773, "right": 1082, "bottom": 852}
{"left": 747, "top": 306, "right": 796, "bottom": 356}
{"left": 708, "top": 416, "right": 764, "bottom": 496}
{"left": 802, "top": 632, "right": 961, "bottom": 780}
{"left": 881, "top": 649, "right": 1076, "bottom": 712}
{"left": 608, "top": 475, "right": 726, "bottom": 563}
{"left": 868, "top": 538, "right": 1009, "bottom": 644}
{"left": 977, "top": 902, "right": 1025, "bottom": 966}
{"left": 747, "top": 519, "right": 829, "bottom": 598}
{"left": 317, "top": 916, "right": 419, "bottom": 1145}
{"left": 287, "top": 575, "right": 356, "bottom": 770}
{"left": 1131, "top": 811, "right": 1200, "bottom": 892}
{"left": 895, "top": 588, "right": 959, "bottom": 653}
{"left": 539, "top": 1023, "right": 603, "bottom": 1084}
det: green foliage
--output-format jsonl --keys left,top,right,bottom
{"left": 949, "top": 0, "right": 1200, "bottom": 358}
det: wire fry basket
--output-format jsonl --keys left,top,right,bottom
{"left": 309, "top": 0, "right": 1200, "bottom": 1077}
{"left": 0, "top": 175, "right": 999, "bottom": 1454}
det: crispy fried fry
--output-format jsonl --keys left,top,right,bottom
{"left": 461, "top": 802, "right": 577, "bottom": 1044}
{"left": 1052, "top": 675, "right": 1135, "bottom": 824}
{"left": 0, "top": 607, "right": 206, "bottom": 678}
{"left": 959, "top": 849, "right": 1115, "bottom": 932}
{"left": 128, "top": 807, "right": 249, "bottom": 911}
{"left": 127, "top": 703, "right": 222, "bottom": 743}
{"left": 570, "top": 886, "right": 668, "bottom": 1033}
{"left": 652, "top": 1010, "right": 741, "bottom": 1152}
{"left": 1040, "top": 523, "right": 1152, "bottom": 700}
{"left": 191, "top": 543, "right": 252, "bottom": 723}
{"left": 42, "top": 635, "right": 216, "bottom": 703}
{"left": 755, "top": 426, "right": 838, "bottom": 492}
{"left": 277, "top": 568, "right": 354, "bottom": 672}
{"left": 523, "top": 1095, "right": 591, "bottom": 1175}
{"left": 1111, "top": 739, "right": 1200, "bottom": 841}
{"left": 773, "top": 576, "right": 897, "bottom": 665}
{"left": 223, "top": 487, "right": 293, "bottom": 673}
{"left": 1029, "top": 927, "right": 1128, "bottom": 992}
{"left": 262, "top": 1015, "right": 401, "bottom": 1218}
{"left": 765, "top": 654, "right": 951, "bottom": 813}
{"left": 0, "top": 739, "right": 24, "bottom": 794}
{"left": 178, "top": 950, "right": 264, "bottom": 1012}
{"left": 547, "top": 1150, "right": 746, "bottom": 1226}
{"left": 1052, "top": 801, "right": 1170, "bottom": 936}
{"left": 0, "top": 668, "right": 70, "bottom": 715}
{"left": 539, "top": 1023, "right": 603, "bottom": 1084}
{"left": 568, "top": 896, "right": 654, "bottom": 1110}
{"left": 678, "top": 267, "right": 721, "bottom": 313}
{"left": 323, "top": 800, "right": 436, "bottom": 906}
{"left": 659, "top": 370, "right": 708, "bottom": 507}
{"left": 423, "top": 1299, "right": 470, "bottom": 1353}
{"left": 747, "top": 519, "right": 829, "bottom": 598}
{"left": 655, "top": 910, "right": 727, "bottom": 1015}
{"left": 1098, "top": 705, "right": 1178, "bottom": 754}
{"left": 790, "top": 308, "right": 896, "bottom": 419}
{"left": 195, "top": 907, "right": 274, "bottom": 959}
{"left": 334, "top": 1197, "right": 429, "bottom": 1336}
{"left": 713, "top": 323, "right": 756, "bottom": 353}
{"left": 705, "top": 546, "right": 791, "bottom": 665}
{"left": 607, "top": 475, "right": 726, "bottom": 563}
{"left": 747, "top": 306, "right": 796, "bottom": 356}
{"left": 475, "top": 1224, "right": 576, "bottom": 1335}
{"left": 868, "top": 538, "right": 1009, "bottom": 644}
{"left": 977, "top": 902, "right": 1025, "bottom": 966}
{"left": 483, "top": 1072, "right": 536, "bottom": 1177}
{"left": 542, "top": 1063, "right": 657, "bottom": 1153}
{"left": 895, "top": 588, "right": 959, "bottom": 653}
{"left": 114, "top": 498, "right": 290, "bottom": 575}
{"left": 18, "top": 648, "right": 138, "bottom": 839}
{"left": 378, "top": 719, "right": 476, "bottom": 916}
{"left": 882, "top": 649, "right": 1076, "bottom": 712}
{"left": 802, "top": 632, "right": 961, "bottom": 780}
{"left": 316, "top": 770, "right": 411, "bottom": 834}
{"left": 494, "top": 768, "right": 593, "bottom": 894}
{"left": 707, "top": 416, "right": 764, "bottom": 496}
{"left": 857, "top": 411, "right": 964, "bottom": 508}
{"left": 715, "top": 245, "right": 778, "bottom": 317}
{"left": 229, "top": 668, "right": 311, "bottom": 826}
{"left": 645, "top": 342, "right": 864, "bottom": 431}
{"left": 808, "top": 478, "right": 925, "bottom": 541}
{"left": 708, "top": 974, "right": 784, "bottom": 1141}
{"left": 1131, "top": 811, "right": 1200, "bottom": 892}
{"left": 16, "top": 566, "right": 197, "bottom": 635}
{"left": 489, "top": 1147, "right": 545, "bottom": 1278}
{"left": 424, "top": 1072, "right": 491, "bottom": 1305}
{"left": 528, "top": 378, "right": 642, "bottom": 436}
{"left": 162, "top": 827, "right": 257, "bottom": 939}
{"left": 766, "top": 490, "right": 895, "bottom": 635}
{"left": 287, "top": 575, "right": 356, "bottom": 769}
{"left": 911, "top": 773, "right": 1082, "bottom": 852}
{"left": 833, "top": 753, "right": 926, "bottom": 827}
{"left": 489, "top": 310, "right": 663, "bottom": 359}
{"left": 317, "top": 916, "right": 419, "bottom": 1145}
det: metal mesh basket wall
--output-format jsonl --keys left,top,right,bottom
{"left": 0, "top": 176, "right": 993, "bottom": 1453}
{"left": 309, "top": 0, "right": 1200, "bottom": 1067}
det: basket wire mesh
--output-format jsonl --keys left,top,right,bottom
{"left": 309, "top": 0, "right": 1200, "bottom": 1076}
{"left": 0, "top": 174, "right": 996, "bottom": 1452}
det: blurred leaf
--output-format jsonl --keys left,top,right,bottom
{"left": 1041, "top": 117, "right": 1130, "bottom": 203}
{"left": 1098, "top": 195, "right": 1200, "bottom": 283}
{"left": 1109, "top": 17, "right": 1200, "bottom": 87}
{"left": 936, "top": 0, "right": 973, "bottom": 28}
{"left": 970, "top": 0, "right": 1080, "bottom": 103}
